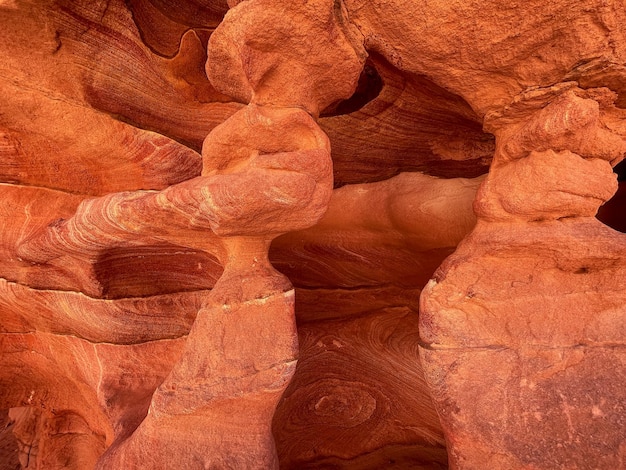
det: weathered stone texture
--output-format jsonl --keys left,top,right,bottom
{"left": 1, "top": 0, "right": 625, "bottom": 469}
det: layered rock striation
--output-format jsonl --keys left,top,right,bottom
{"left": 1, "top": 0, "right": 625, "bottom": 469}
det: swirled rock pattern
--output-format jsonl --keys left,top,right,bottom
{"left": 1, "top": 0, "right": 626, "bottom": 469}
{"left": 274, "top": 307, "right": 447, "bottom": 469}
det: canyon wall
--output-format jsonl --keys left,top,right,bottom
{"left": 0, "top": 0, "right": 625, "bottom": 468}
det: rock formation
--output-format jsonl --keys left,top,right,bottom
{"left": 420, "top": 85, "right": 626, "bottom": 469}
{"left": 0, "top": 0, "right": 625, "bottom": 469}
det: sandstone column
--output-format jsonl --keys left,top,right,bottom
{"left": 13, "top": 1, "right": 364, "bottom": 466}
{"left": 419, "top": 83, "right": 626, "bottom": 469}
{"left": 90, "top": 1, "right": 365, "bottom": 468}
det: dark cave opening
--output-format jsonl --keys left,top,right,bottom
{"left": 320, "top": 60, "right": 384, "bottom": 117}
{"left": 597, "top": 159, "right": 626, "bottom": 233}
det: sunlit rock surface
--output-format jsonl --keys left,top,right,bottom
{"left": 0, "top": 0, "right": 625, "bottom": 469}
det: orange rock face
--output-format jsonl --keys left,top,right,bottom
{"left": 1, "top": 0, "right": 625, "bottom": 469}
{"left": 421, "top": 84, "right": 626, "bottom": 469}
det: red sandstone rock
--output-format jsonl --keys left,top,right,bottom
{"left": 1, "top": 0, "right": 625, "bottom": 469}
{"left": 272, "top": 172, "right": 482, "bottom": 290}
{"left": 420, "top": 84, "right": 626, "bottom": 469}
{"left": 421, "top": 219, "right": 626, "bottom": 469}
{"left": 207, "top": 0, "right": 366, "bottom": 115}
{"left": 342, "top": 0, "right": 626, "bottom": 116}
{"left": 274, "top": 307, "right": 447, "bottom": 469}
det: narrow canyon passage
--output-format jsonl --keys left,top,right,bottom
{"left": 1, "top": 1, "right": 625, "bottom": 469}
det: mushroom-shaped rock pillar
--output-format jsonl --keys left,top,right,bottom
{"left": 85, "top": 1, "right": 365, "bottom": 468}
{"left": 419, "top": 84, "right": 626, "bottom": 469}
